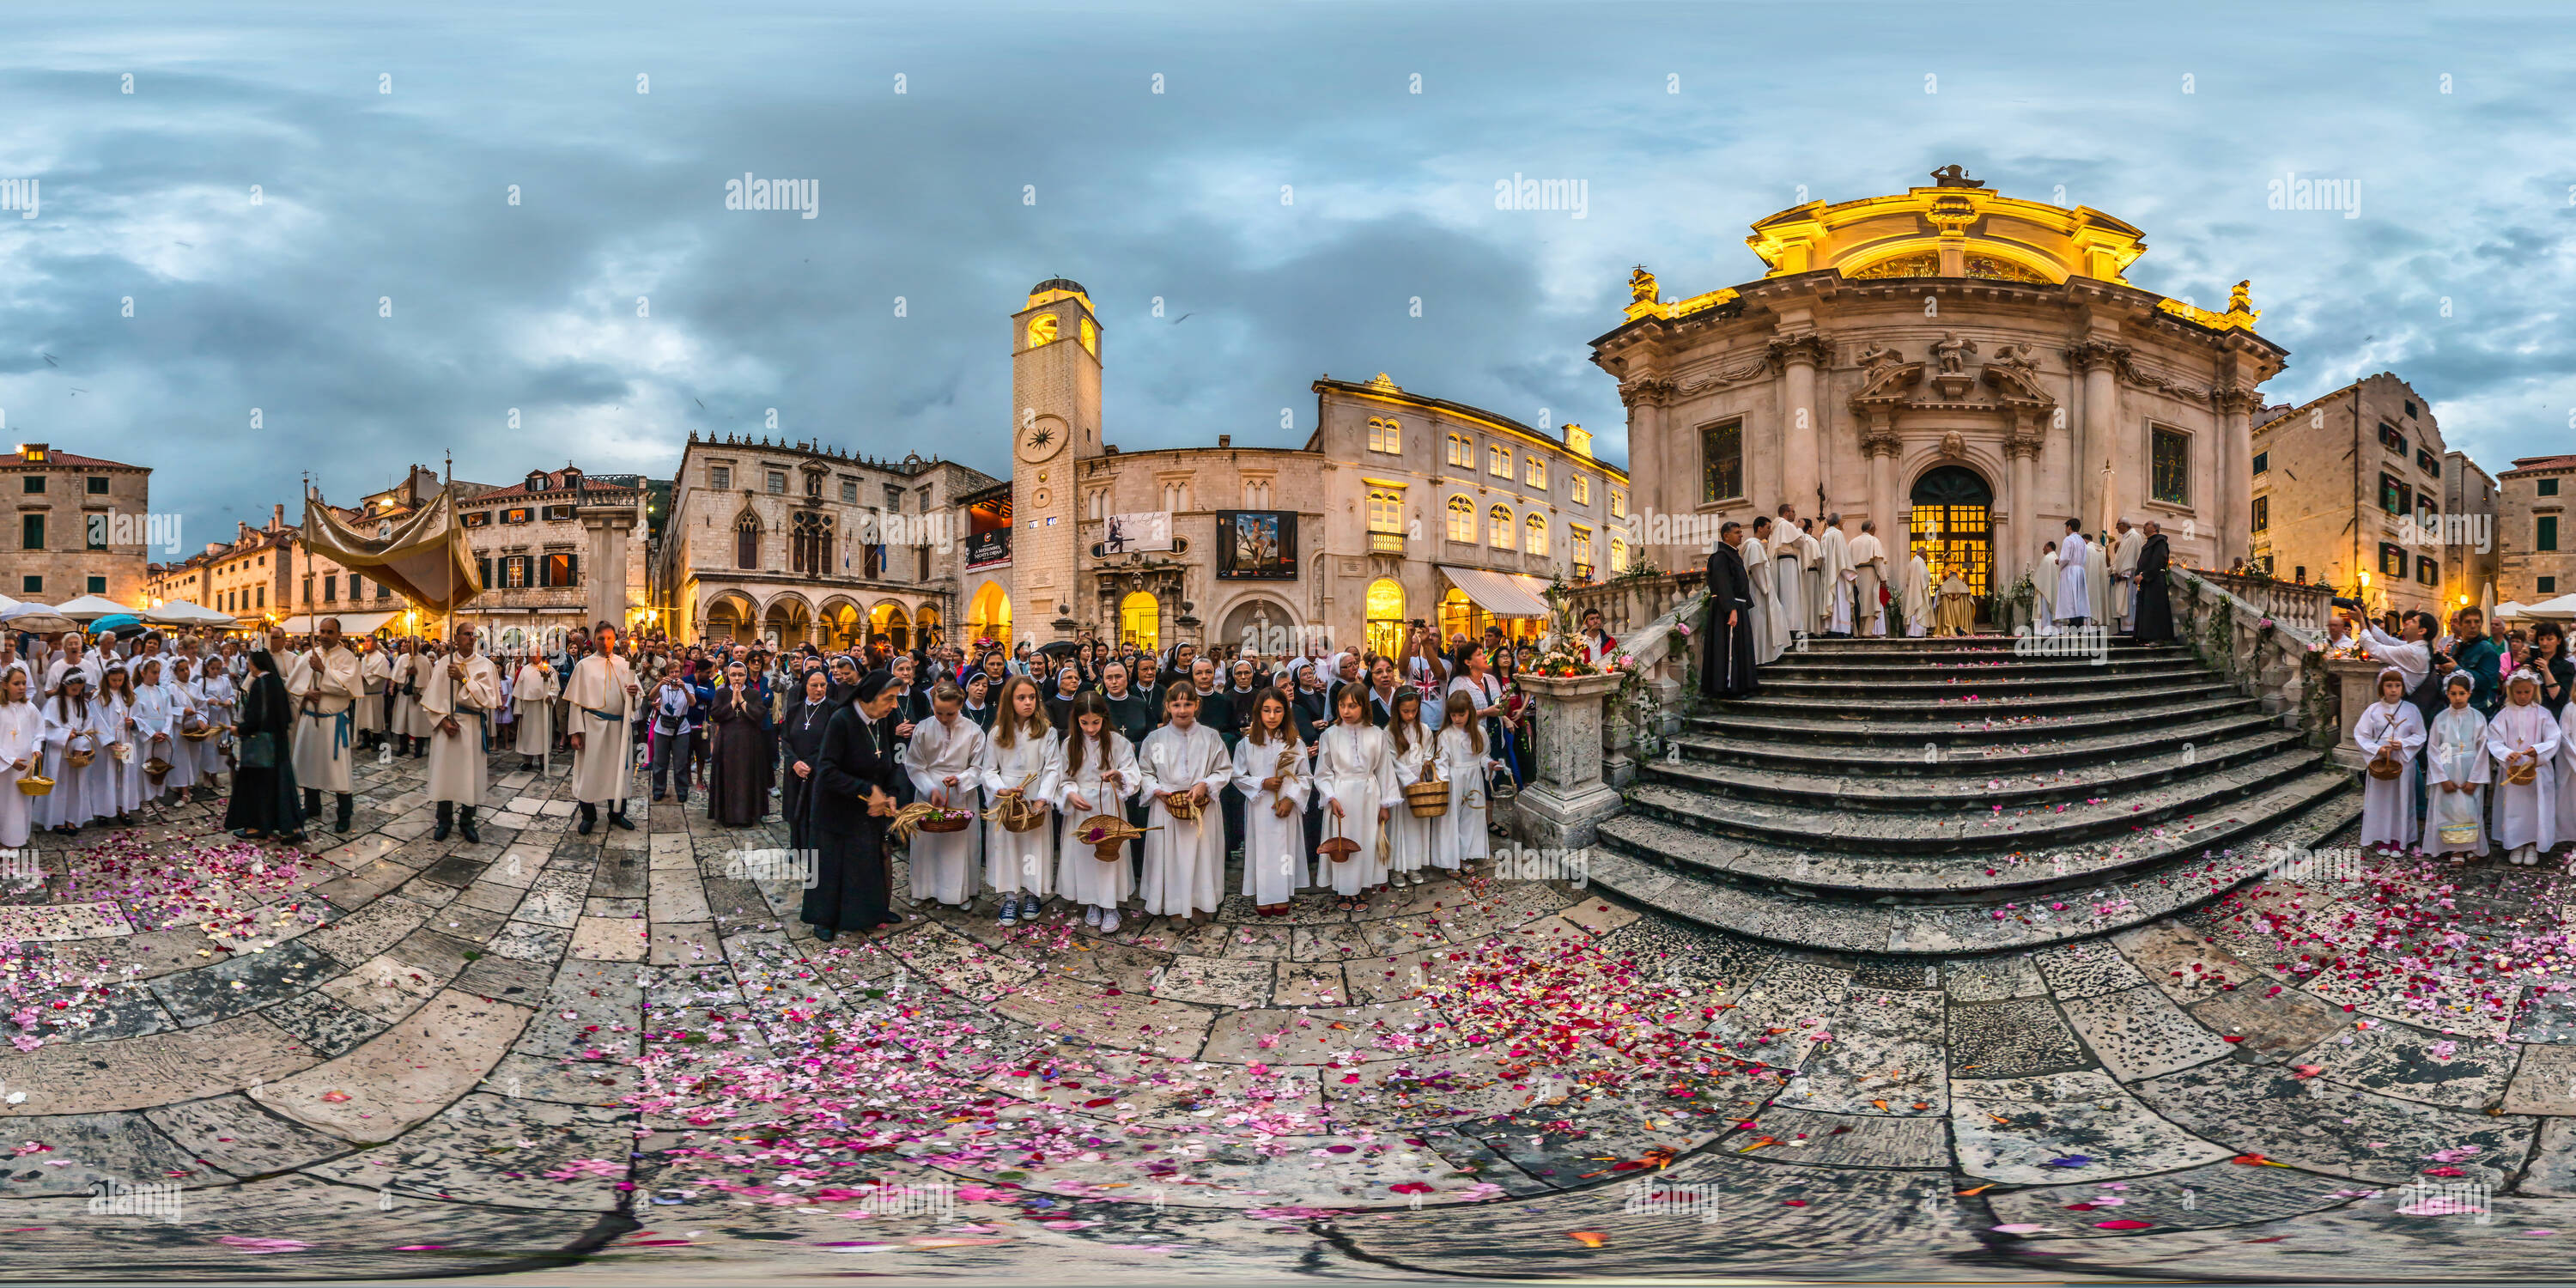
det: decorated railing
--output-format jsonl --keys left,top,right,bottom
{"left": 1560, "top": 570, "right": 1703, "bottom": 639}
{"left": 2167, "top": 567, "right": 2337, "bottom": 748}
{"left": 2193, "top": 568, "right": 2335, "bottom": 636}
{"left": 1512, "top": 576, "right": 1705, "bottom": 848}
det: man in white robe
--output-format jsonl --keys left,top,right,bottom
{"left": 1745, "top": 519, "right": 1784, "bottom": 664}
{"left": 2056, "top": 520, "right": 2093, "bottom": 626}
{"left": 899, "top": 687, "right": 986, "bottom": 908}
{"left": 1848, "top": 519, "right": 1888, "bottom": 637}
{"left": 1771, "top": 505, "right": 1808, "bottom": 642}
{"left": 289, "top": 618, "right": 363, "bottom": 834}
{"left": 2110, "top": 520, "right": 2143, "bottom": 631}
{"left": 564, "top": 622, "right": 641, "bottom": 834}
{"left": 422, "top": 622, "right": 501, "bottom": 843}
{"left": 513, "top": 653, "right": 557, "bottom": 771}
{"left": 1815, "top": 515, "right": 1855, "bottom": 637}
{"left": 1902, "top": 551, "right": 1933, "bottom": 638}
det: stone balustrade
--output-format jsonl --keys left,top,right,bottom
{"left": 2193, "top": 568, "right": 2336, "bottom": 636}
{"left": 1512, "top": 574, "right": 1704, "bottom": 846}
{"left": 2168, "top": 566, "right": 2337, "bottom": 748}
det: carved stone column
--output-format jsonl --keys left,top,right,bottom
{"left": 2069, "top": 340, "right": 2129, "bottom": 530}
{"left": 1861, "top": 412, "right": 1901, "bottom": 550}
{"left": 2005, "top": 434, "right": 2043, "bottom": 592}
{"left": 1771, "top": 335, "right": 1831, "bottom": 515}
{"left": 2213, "top": 387, "right": 2260, "bottom": 568}
{"left": 577, "top": 505, "right": 632, "bottom": 633}
{"left": 1620, "top": 378, "right": 1670, "bottom": 568}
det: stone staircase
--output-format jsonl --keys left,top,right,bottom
{"left": 1587, "top": 634, "right": 2360, "bottom": 954}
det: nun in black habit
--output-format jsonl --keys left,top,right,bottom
{"left": 1699, "top": 522, "right": 1761, "bottom": 700}
{"left": 801, "top": 671, "right": 906, "bottom": 941}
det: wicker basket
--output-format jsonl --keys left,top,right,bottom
{"left": 1319, "top": 815, "right": 1360, "bottom": 864}
{"left": 65, "top": 747, "right": 94, "bottom": 769}
{"left": 181, "top": 726, "right": 217, "bottom": 742}
{"left": 16, "top": 774, "right": 52, "bottom": 797}
{"left": 143, "top": 757, "right": 173, "bottom": 783}
{"left": 1162, "top": 792, "right": 1204, "bottom": 823}
{"left": 1073, "top": 815, "right": 1156, "bottom": 862}
{"left": 989, "top": 789, "right": 1049, "bottom": 834}
{"left": 2506, "top": 759, "right": 2539, "bottom": 787}
{"left": 1402, "top": 770, "right": 1450, "bottom": 817}
{"left": 914, "top": 809, "right": 973, "bottom": 834}
{"left": 2367, "top": 747, "right": 2403, "bottom": 781}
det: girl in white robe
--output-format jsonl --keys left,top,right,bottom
{"left": 0, "top": 670, "right": 40, "bottom": 849}
{"left": 976, "top": 675, "right": 1058, "bottom": 922}
{"left": 96, "top": 666, "right": 142, "bottom": 823}
{"left": 1382, "top": 688, "right": 1440, "bottom": 887}
{"left": 2488, "top": 670, "right": 2561, "bottom": 866}
{"left": 1434, "top": 690, "right": 1496, "bottom": 872}
{"left": 2559, "top": 698, "right": 2576, "bottom": 849}
{"left": 35, "top": 673, "right": 104, "bottom": 833}
{"left": 1052, "top": 691, "right": 1138, "bottom": 931}
{"left": 2425, "top": 672, "right": 2489, "bottom": 859}
{"left": 897, "top": 683, "right": 986, "bottom": 908}
{"left": 199, "top": 664, "right": 238, "bottom": 789}
{"left": 129, "top": 659, "right": 178, "bottom": 816}
{"left": 1314, "top": 684, "right": 1397, "bottom": 908}
{"left": 1232, "top": 687, "right": 1310, "bottom": 913}
{"left": 1138, "top": 683, "right": 1231, "bottom": 921}
{"left": 162, "top": 658, "right": 206, "bottom": 801}
{"left": 2353, "top": 668, "right": 2425, "bottom": 851}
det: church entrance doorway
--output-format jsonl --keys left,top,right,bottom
{"left": 1908, "top": 465, "right": 1994, "bottom": 623}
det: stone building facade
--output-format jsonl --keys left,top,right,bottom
{"left": 2445, "top": 450, "right": 2500, "bottom": 612}
{"left": 452, "top": 466, "right": 650, "bottom": 650}
{"left": 2498, "top": 453, "right": 2576, "bottom": 605}
{"left": 653, "top": 434, "right": 998, "bottom": 648}
{"left": 963, "top": 279, "right": 1630, "bottom": 660}
{"left": 144, "top": 505, "right": 296, "bottom": 623}
{"left": 0, "top": 444, "right": 153, "bottom": 604}
{"left": 2250, "top": 373, "right": 2451, "bottom": 617}
{"left": 1596, "top": 167, "right": 2284, "bottom": 617}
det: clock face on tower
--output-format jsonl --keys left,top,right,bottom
{"left": 1018, "top": 416, "right": 1066, "bottom": 463}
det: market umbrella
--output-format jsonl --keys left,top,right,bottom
{"left": 89, "top": 613, "right": 143, "bottom": 635}
{"left": 0, "top": 602, "right": 77, "bottom": 633}
{"left": 2523, "top": 592, "right": 2576, "bottom": 622}
{"left": 143, "top": 600, "right": 234, "bottom": 627}
{"left": 51, "top": 594, "right": 132, "bottom": 621}
{"left": 2482, "top": 580, "right": 2497, "bottom": 621}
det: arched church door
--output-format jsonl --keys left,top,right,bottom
{"left": 1908, "top": 465, "right": 1995, "bottom": 620}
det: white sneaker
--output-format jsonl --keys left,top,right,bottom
{"left": 1083, "top": 906, "right": 1103, "bottom": 928}
{"left": 1100, "top": 908, "right": 1121, "bottom": 934}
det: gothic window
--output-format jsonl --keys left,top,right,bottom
{"left": 735, "top": 513, "right": 762, "bottom": 568}
{"left": 1523, "top": 513, "right": 1548, "bottom": 556}
{"left": 1488, "top": 505, "right": 1512, "bottom": 548}
{"left": 791, "top": 511, "right": 835, "bottom": 574}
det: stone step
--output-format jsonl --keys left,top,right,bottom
{"left": 1619, "top": 744, "right": 2326, "bottom": 855}
{"left": 1598, "top": 763, "right": 2353, "bottom": 900}
{"left": 1690, "top": 691, "right": 2257, "bottom": 746}
{"left": 1582, "top": 787, "right": 2361, "bottom": 955}
{"left": 1643, "top": 725, "right": 2311, "bottom": 811}
{"left": 1755, "top": 653, "right": 2201, "bottom": 682}
{"left": 1668, "top": 709, "right": 2290, "bottom": 778}
{"left": 1710, "top": 678, "right": 2240, "bottom": 723}
{"left": 1753, "top": 663, "right": 2215, "bottom": 702}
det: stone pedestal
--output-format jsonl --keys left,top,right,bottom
{"left": 578, "top": 506, "right": 633, "bottom": 632}
{"left": 1510, "top": 671, "right": 1625, "bottom": 848}
{"left": 2325, "top": 656, "right": 2382, "bottom": 771}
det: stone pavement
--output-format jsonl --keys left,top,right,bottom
{"left": 4, "top": 744, "right": 2576, "bottom": 1280}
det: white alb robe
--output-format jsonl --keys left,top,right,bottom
{"left": 1052, "top": 732, "right": 1139, "bottom": 908}
{"left": 562, "top": 654, "right": 639, "bottom": 806}
{"left": 2056, "top": 534, "right": 2093, "bottom": 623}
{"left": 1744, "top": 535, "right": 1786, "bottom": 665}
{"left": 1432, "top": 726, "right": 1489, "bottom": 866}
{"left": 977, "top": 726, "right": 1059, "bottom": 897}
{"left": 1847, "top": 532, "right": 1886, "bottom": 637}
{"left": 1314, "top": 721, "right": 1398, "bottom": 896}
{"left": 1382, "top": 722, "right": 1440, "bottom": 877}
{"left": 2425, "top": 705, "right": 2490, "bottom": 857}
{"left": 901, "top": 713, "right": 987, "bottom": 906}
{"left": 1816, "top": 526, "right": 1855, "bottom": 634}
{"left": 288, "top": 646, "right": 362, "bottom": 794}
{"left": 1902, "top": 554, "right": 1933, "bottom": 638}
{"left": 1234, "top": 733, "right": 1313, "bottom": 902}
{"left": 2354, "top": 697, "right": 2425, "bottom": 849}
{"left": 0, "top": 702, "right": 39, "bottom": 847}
{"left": 1139, "top": 721, "right": 1230, "bottom": 916}
{"left": 2488, "top": 702, "right": 2561, "bottom": 854}
{"left": 36, "top": 697, "right": 109, "bottom": 829}
{"left": 2111, "top": 529, "right": 2144, "bottom": 626}
{"left": 422, "top": 652, "right": 501, "bottom": 805}
{"left": 513, "top": 661, "right": 558, "bottom": 752}
{"left": 1771, "top": 540, "right": 1808, "bottom": 641}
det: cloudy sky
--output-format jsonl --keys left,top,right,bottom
{"left": 3, "top": 1, "right": 2570, "bottom": 545}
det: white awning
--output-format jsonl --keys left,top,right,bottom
{"left": 2524, "top": 593, "right": 2576, "bottom": 621}
{"left": 1438, "top": 565, "right": 1552, "bottom": 617}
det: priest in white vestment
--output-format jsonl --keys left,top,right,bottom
{"left": 1745, "top": 523, "right": 1785, "bottom": 664}
{"left": 288, "top": 621, "right": 363, "bottom": 834}
{"left": 1816, "top": 517, "right": 1856, "bottom": 636}
{"left": 1770, "top": 508, "right": 1807, "bottom": 644}
{"left": 422, "top": 622, "right": 501, "bottom": 843}
{"left": 1848, "top": 520, "right": 1888, "bottom": 637}
{"left": 563, "top": 623, "right": 641, "bottom": 833}
{"left": 2110, "top": 520, "right": 2143, "bottom": 631}
{"left": 1902, "top": 551, "right": 1933, "bottom": 638}
{"left": 2055, "top": 521, "right": 2094, "bottom": 625}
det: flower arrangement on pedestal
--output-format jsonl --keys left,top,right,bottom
{"left": 1531, "top": 584, "right": 1610, "bottom": 677}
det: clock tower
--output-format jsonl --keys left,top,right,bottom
{"left": 1009, "top": 278, "right": 1103, "bottom": 645}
